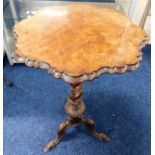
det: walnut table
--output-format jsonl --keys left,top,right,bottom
{"left": 13, "top": 4, "right": 147, "bottom": 152}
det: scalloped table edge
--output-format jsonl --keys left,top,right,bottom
{"left": 12, "top": 41, "right": 148, "bottom": 84}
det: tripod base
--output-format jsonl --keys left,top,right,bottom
{"left": 44, "top": 83, "right": 111, "bottom": 152}
{"left": 44, "top": 117, "right": 111, "bottom": 152}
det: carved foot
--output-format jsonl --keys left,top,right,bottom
{"left": 44, "top": 121, "right": 71, "bottom": 152}
{"left": 82, "top": 119, "right": 111, "bottom": 141}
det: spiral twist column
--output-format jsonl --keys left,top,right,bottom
{"left": 65, "top": 83, "right": 86, "bottom": 119}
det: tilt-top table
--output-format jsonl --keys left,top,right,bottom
{"left": 13, "top": 4, "right": 147, "bottom": 152}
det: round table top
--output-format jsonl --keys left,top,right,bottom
{"left": 13, "top": 4, "right": 147, "bottom": 82}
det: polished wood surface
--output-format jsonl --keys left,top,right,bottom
{"left": 14, "top": 4, "right": 147, "bottom": 77}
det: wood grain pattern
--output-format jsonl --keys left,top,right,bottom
{"left": 13, "top": 4, "right": 147, "bottom": 77}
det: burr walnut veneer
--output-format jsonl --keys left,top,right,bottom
{"left": 13, "top": 4, "right": 147, "bottom": 152}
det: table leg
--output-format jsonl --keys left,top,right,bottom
{"left": 43, "top": 120, "right": 71, "bottom": 152}
{"left": 44, "top": 83, "right": 111, "bottom": 152}
{"left": 82, "top": 118, "right": 111, "bottom": 141}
